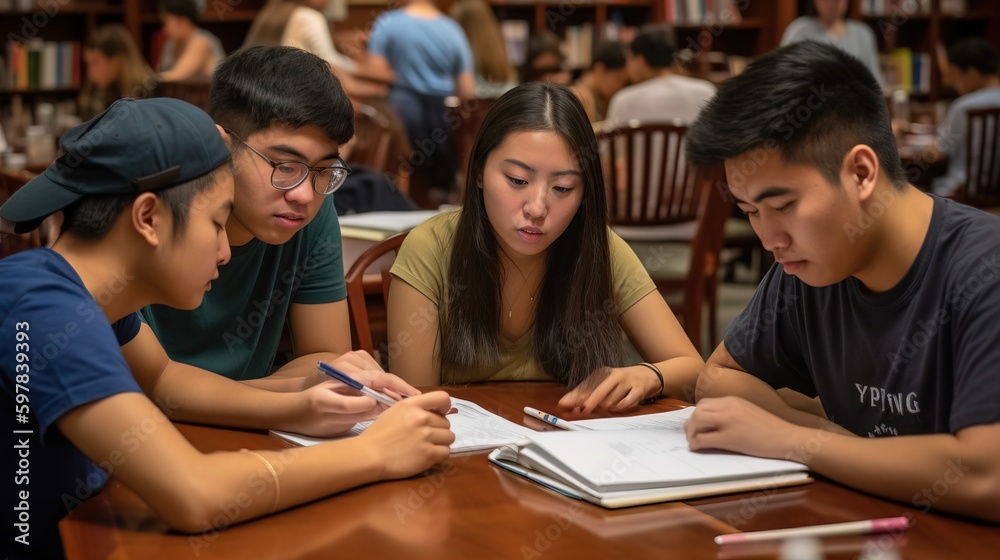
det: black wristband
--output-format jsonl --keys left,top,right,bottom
{"left": 637, "top": 362, "right": 664, "bottom": 403}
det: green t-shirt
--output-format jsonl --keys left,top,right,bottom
{"left": 390, "top": 209, "right": 655, "bottom": 383}
{"left": 144, "top": 196, "right": 347, "bottom": 380}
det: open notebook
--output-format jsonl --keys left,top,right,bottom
{"left": 271, "top": 397, "right": 535, "bottom": 455}
{"left": 489, "top": 407, "right": 811, "bottom": 508}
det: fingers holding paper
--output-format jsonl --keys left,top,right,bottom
{"left": 685, "top": 396, "right": 804, "bottom": 460}
{"left": 360, "top": 391, "right": 456, "bottom": 479}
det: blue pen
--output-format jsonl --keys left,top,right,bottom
{"left": 317, "top": 362, "right": 399, "bottom": 407}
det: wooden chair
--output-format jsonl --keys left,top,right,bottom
{"left": 0, "top": 170, "right": 41, "bottom": 259}
{"left": 349, "top": 102, "right": 393, "bottom": 172}
{"left": 447, "top": 96, "right": 498, "bottom": 200}
{"left": 597, "top": 122, "right": 730, "bottom": 352}
{"left": 958, "top": 107, "right": 1000, "bottom": 210}
{"left": 150, "top": 77, "right": 213, "bottom": 110}
{"left": 344, "top": 232, "right": 409, "bottom": 358}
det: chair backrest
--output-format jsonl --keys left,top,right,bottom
{"left": 596, "top": 122, "right": 701, "bottom": 227}
{"left": 150, "top": 77, "right": 213, "bottom": 110}
{"left": 672, "top": 164, "right": 730, "bottom": 350}
{"left": 448, "top": 97, "right": 498, "bottom": 197}
{"left": 344, "top": 232, "right": 409, "bottom": 354}
{"left": 0, "top": 170, "right": 40, "bottom": 259}
{"left": 349, "top": 103, "right": 393, "bottom": 172}
{"left": 963, "top": 106, "right": 1000, "bottom": 208}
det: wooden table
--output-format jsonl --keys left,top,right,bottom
{"left": 60, "top": 383, "right": 999, "bottom": 559}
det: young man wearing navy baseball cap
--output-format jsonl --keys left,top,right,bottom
{"left": 0, "top": 98, "right": 454, "bottom": 558}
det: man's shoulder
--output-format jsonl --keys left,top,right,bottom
{"left": 781, "top": 17, "right": 820, "bottom": 42}
{"left": 954, "top": 87, "right": 1000, "bottom": 110}
{"left": 935, "top": 197, "right": 1000, "bottom": 265}
{"left": 845, "top": 18, "right": 876, "bottom": 40}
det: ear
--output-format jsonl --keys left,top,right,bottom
{"left": 217, "top": 124, "right": 233, "bottom": 149}
{"left": 843, "top": 145, "right": 879, "bottom": 204}
{"left": 131, "top": 192, "right": 167, "bottom": 248}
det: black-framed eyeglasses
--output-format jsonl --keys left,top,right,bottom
{"left": 225, "top": 129, "right": 352, "bottom": 195}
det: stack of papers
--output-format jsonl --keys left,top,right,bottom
{"left": 271, "top": 398, "right": 535, "bottom": 454}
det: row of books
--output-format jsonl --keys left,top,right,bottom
{"left": 663, "top": 0, "right": 743, "bottom": 25}
{"left": 859, "top": 0, "right": 970, "bottom": 16}
{"left": 858, "top": 0, "right": 932, "bottom": 16}
{"left": 3, "top": 40, "right": 82, "bottom": 91}
{"left": 881, "top": 48, "right": 932, "bottom": 94}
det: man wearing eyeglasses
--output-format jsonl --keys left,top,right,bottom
{"left": 127, "top": 46, "right": 419, "bottom": 436}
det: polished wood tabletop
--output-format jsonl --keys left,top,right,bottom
{"left": 60, "top": 382, "right": 999, "bottom": 559}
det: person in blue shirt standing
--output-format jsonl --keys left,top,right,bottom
{"left": 366, "top": 0, "right": 474, "bottom": 204}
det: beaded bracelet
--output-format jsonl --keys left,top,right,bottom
{"left": 242, "top": 449, "right": 281, "bottom": 514}
{"left": 637, "top": 362, "right": 664, "bottom": 403}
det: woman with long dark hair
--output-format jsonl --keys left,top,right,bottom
{"left": 387, "top": 82, "right": 703, "bottom": 412}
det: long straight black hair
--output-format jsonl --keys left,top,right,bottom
{"left": 439, "top": 82, "right": 625, "bottom": 387}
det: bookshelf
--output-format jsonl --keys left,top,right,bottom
{"left": 1, "top": 1, "right": 134, "bottom": 96}
{"left": 854, "top": 0, "right": 998, "bottom": 101}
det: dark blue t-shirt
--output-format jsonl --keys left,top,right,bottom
{"left": 726, "top": 195, "right": 1000, "bottom": 437}
{"left": 1, "top": 248, "right": 142, "bottom": 558}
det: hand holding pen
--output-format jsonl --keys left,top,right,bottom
{"left": 318, "top": 362, "right": 458, "bottom": 415}
{"left": 317, "top": 361, "right": 404, "bottom": 407}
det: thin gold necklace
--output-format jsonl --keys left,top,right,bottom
{"left": 503, "top": 260, "right": 543, "bottom": 320}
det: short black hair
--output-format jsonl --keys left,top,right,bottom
{"left": 630, "top": 23, "right": 675, "bottom": 69}
{"left": 591, "top": 40, "right": 626, "bottom": 71}
{"left": 62, "top": 165, "right": 230, "bottom": 240}
{"left": 160, "top": 0, "right": 200, "bottom": 23}
{"left": 207, "top": 46, "right": 354, "bottom": 146}
{"left": 948, "top": 37, "right": 999, "bottom": 76}
{"left": 687, "top": 41, "right": 905, "bottom": 190}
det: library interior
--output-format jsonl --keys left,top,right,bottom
{"left": 2, "top": 0, "right": 1000, "bottom": 558}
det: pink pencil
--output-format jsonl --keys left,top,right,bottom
{"left": 715, "top": 516, "right": 911, "bottom": 545}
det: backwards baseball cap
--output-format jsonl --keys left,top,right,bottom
{"left": 0, "top": 97, "right": 231, "bottom": 234}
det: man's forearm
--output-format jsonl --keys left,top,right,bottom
{"left": 779, "top": 425, "right": 1000, "bottom": 522}
{"left": 149, "top": 361, "right": 300, "bottom": 430}
{"left": 698, "top": 364, "right": 850, "bottom": 433}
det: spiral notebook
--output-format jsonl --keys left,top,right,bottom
{"left": 489, "top": 408, "right": 812, "bottom": 508}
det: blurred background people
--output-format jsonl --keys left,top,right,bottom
{"left": 570, "top": 40, "right": 628, "bottom": 123}
{"left": 365, "top": 0, "right": 474, "bottom": 203}
{"left": 157, "top": 0, "right": 226, "bottom": 82}
{"left": 450, "top": 0, "right": 517, "bottom": 98}
{"left": 781, "top": 0, "right": 885, "bottom": 89}
{"left": 79, "top": 24, "right": 154, "bottom": 120}
{"left": 933, "top": 37, "right": 1000, "bottom": 197}
{"left": 606, "top": 23, "right": 715, "bottom": 126}
{"left": 245, "top": 0, "right": 386, "bottom": 97}
{"left": 521, "top": 32, "right": 571, "bottom": 85}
